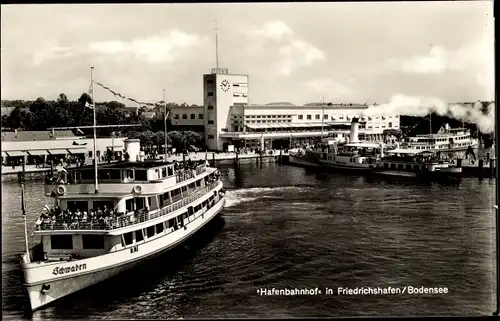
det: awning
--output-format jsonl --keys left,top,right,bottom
{"left": 47, "top": 149, "right": 69, "bottom": 155}
{"left": 5, "top": 150, "right": 26, "bottom": 157}
{"left": 67, "top": 148, "right": 87, "bottom": 155}
{"left": 27, "top": 150, "right": 48, "bottom": 156}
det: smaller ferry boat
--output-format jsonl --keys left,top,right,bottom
{"left": 401, "top": 123, "right": 479, "bottom": 152}
{"left": 372, "top": 148, "right": 462, "bottom": 181}
{"left": 288, "top": 118, "right": 387, "bottom": 172}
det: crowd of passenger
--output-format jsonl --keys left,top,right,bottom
{"left": 35, "top": 205, "right": 127, "bottom": 230}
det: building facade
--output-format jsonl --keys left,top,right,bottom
{"left": 196, "top": 68, "right": 399, "bottom": 151}
{"left": 1, "top": 130, "right": 128, "bottom": 166}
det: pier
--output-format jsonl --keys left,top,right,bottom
{"left": 1, "top": 150, "right": 287, "bottom": 181}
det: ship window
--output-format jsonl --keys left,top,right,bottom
{"left": 67, "top": 201, "right": 88, "bottom": 213}
{"left": 168, "top": 166, "right": 174, "bottom": 176}
{"left": 177, "top": 214, "right": 185, "bottom": 227}
{"left": 383, "top": 163, "right": 389, "bottom": 169}
{"left": 135, "top": 170, "right": 147, "bottom": 181}
{"left": 93, "top": 201, "right": 113, "bottom": 211}
{"left": 136, "top": 230, "right": 144, "bottom": 242}
{"left": 156, "top": 223, "right": 164, "bottom": 234}
{"left": 123, "top": 232, "right": 133, "bottom": 245}
{"left": 168, "top": 218, "right": 176, "bottom": 229}
{"left": 82, "top": 235, "right": 105, "bottom": 249}
{"left": 406, "top": 165, "right": 411, "bottom": 170}
{"left": 51, "top": 235, "right": 73, "bottom": 250}
{"left": 126, "top": 199, "right": 134, "bottom": 212}
{"left": 163, "top": 192, "right": 170, "bottom": 202}
{"left": 146, "top": 225, "right": 155, "bottom": 238}
{"left": 189, "top": 183, "right": 196, "bottom": 189}
{"left": 390, "top": 163, "right": 396, "bottom": 169}
{"left": 398, "top": 164, "right": 404, "bottom": 169}
{"left": 196, "top": 179, "right": 202, "bottom": 187}
{"left": 162, "top": 168, "right": 167, "bottom": 177}
{"left": 413, "top": 165, "right": 419, "bottom": 171}
{"left": 181, "top": 186, "right": 187, "bottom": 192}
{"left": 135, "top": 198, "right": 146, "bottom": 210}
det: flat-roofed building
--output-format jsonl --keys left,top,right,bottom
{"left": 197, "top": 68, "right": 398, "bottom": 151}
{"left": 1, "top": 129, "right": 128, "bottom": 166}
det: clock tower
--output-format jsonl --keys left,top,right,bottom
{"left": 203, "top": 68, "right": 249, "bottom": 151}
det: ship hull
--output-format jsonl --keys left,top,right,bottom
{"left": 372, "top": 168, "right": 461, "bottom": 181}
{"left": 319, "top": 160, "right": 374, "bottom": 171}
{"left": 288, "top": 155, "right": 321, "bottom": 168}
{"left": 23, "top": 196, "right": 226, "bottom": 311}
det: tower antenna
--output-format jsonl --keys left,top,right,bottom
{"left": 214, "top": 20, "right": 219, "bottom": 69}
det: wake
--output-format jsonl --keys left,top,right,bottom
{"left": 223, "top": 185, "right": 315, "bottom": 208}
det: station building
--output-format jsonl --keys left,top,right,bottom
{"left": 171, "top": 67, "right": 399, "bottom": 151}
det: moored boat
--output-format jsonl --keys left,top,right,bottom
{"left": 372, "top": 148, "right": 462, "bottom": 181}
{"left": 401, "top": 123, "right": 479, "bottom": 153}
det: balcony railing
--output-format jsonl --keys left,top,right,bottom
{"left": 176, "top": 164, "right": 206, "bottom": 183}
{"left": 35, "top": 180, "right": 221, "bottom": 232}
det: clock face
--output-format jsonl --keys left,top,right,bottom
{"left": 220, "top": 79, "right": 230, "bottom": 92}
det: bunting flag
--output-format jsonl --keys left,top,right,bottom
{"left": 93, "top": 81, "right": 165, "bottom": 107}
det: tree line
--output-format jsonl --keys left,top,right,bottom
{"left": 1, "top": 93, "right": 204, "bottom": 152}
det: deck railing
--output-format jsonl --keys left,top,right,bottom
{"left": 35, "top": 180, "right": 220, "bottom": 232}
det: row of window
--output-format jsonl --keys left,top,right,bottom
{"left": 174, "top": 114, "right": 204, "bottom": 120}
{"left": 122, "top": 194, "right": 217, "bottom": 246}
{"left": 51, "top": 234, "right": 105, "bottom": 250}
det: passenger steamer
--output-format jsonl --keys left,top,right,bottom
{"left": 401, "top": 123, "right": 479, "bottom": 152}
{"left": 19, "top": 69, "right": 226, "bottom": 311}
{"left": 20, "top": 138, "right": 226, "bottom": 311}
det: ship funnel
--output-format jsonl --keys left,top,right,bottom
{"left": 124, "top": 138, "right": 141, "bottom": 162}
{"left": 350, "top": 118, "right": 360, "bottom": 143}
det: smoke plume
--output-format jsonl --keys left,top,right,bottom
{"left": 360, "top": 95, "right": 495, "bottom": 133}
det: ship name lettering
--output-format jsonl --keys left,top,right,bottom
{"left": 52, "top": 263, "right": 87, "bottom": 276}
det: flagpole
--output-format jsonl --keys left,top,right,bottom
{"left": 321, "top": 97, "right": 325, "bottom": 140}
{"left": 21, "top": 159, "right": 30, "bottom": 263}
{"left": 164, "top": 89, "right": 169, "bottom": 162}
{"left": 91, "top": 67, "right": 98, "bottom": 194}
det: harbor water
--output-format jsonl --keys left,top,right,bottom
{"left": 1, "top": 161, "right": 496, "bottom": 319}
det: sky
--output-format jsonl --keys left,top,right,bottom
{"left": 1, "top": 2, "right": 495, "bottom": 106}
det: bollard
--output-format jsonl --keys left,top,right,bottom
{"left": 478, "top": 159, "right": 484, "bottom": 177}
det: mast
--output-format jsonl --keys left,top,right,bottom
{"left": 21, "top": 159, "right": 30, "bottom": 263}
{"left": 321, "top": 97, "right": 325, "bottom": 140}
{"left": 91, "top": 67, "right": 98, "bottom": 194}
{"left": 429, "top": 112, "right": 432, "bottom": 135}
{"left": 164, "top": 89, "right": 169, "bottom": 162}
{"left": 214, "top": 20, "right": 219, "bottom": 69}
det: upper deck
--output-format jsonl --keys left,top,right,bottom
{"left": 45, "top": 160, "right": 211, "bottom": 197}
